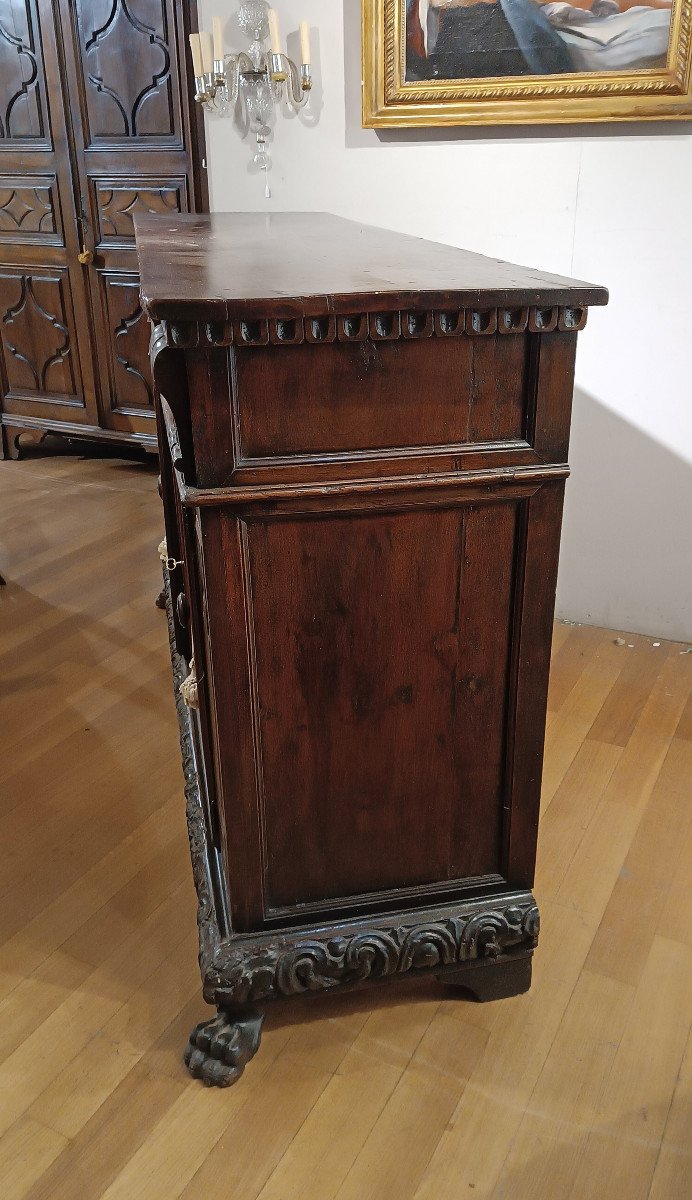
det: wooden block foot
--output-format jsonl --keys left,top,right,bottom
{"left": 184, "top": 1007, "right": 264, "bottom": 1087}
{"left": 1, "top": 425, "right": 49, "bottom": 460}
{"left": 438, "top": 953, "right": 533, "bottom": 1002}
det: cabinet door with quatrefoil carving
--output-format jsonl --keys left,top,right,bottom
{"left": 0, "top": 0, "right": 206, "bottom": 455}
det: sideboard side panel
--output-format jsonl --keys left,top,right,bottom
{"left": 201, "top": 494, "right": 530, "bottom": 925}
{"left": 533, "top": 331, "right": 578, "bottom": 464}
{"left": 186, "top": 347, "right": 236, "bottom": 486}
{"left": 234, "top": 335, "right": 529, "bottom": 461}
{"left": 504, "top": 479, "right": 566, "bottom": 886}
{"left": 198, "top": 506, "right": 266, "bottom": 929}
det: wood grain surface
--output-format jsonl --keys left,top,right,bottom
{"left": 135, "top": 212, "right": 608, "bottom": 322}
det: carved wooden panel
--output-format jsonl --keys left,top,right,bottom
{"left": 100, "top": 271, "right": 154, "bottom": 411}
{"left": 0, "top": 270, "right": 79, "bottom": 401}
{"left": 0, "top": 175, "right": 59, "bottom": 242}
{"left": 0, "top": 0, "right": 205, "bottom": 440}
{"left": 74, "top": 0, "right": 179, "bottom": 143}
{"left": 0, "top": 0, "right": 46, "bottom": 143}
{"left": 94, "top": 177, "right": 185, "bottom": 244}
{"left": 242, "top": 500, "right": 518, "bottom": 909}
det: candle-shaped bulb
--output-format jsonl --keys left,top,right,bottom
{"left": 199, "top": 30, "right": 213, "bottom": 74}
{"left": 267, "top": 8, "right": 282, "bottom": 54}
{"left": 189, "top": 32, "right": 203, "bottom": 77}
{"left": 212, "top": 16, "right": 224, "bottom": 62}
{"left": 299, "top": 20, "right": 310, "bottom": 64}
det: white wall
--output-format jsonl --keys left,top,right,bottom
{"left": 201, "top": 0, "right": 692, "bottom": 640}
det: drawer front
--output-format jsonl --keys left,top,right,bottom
{"left": 233, "top": 330, "right": 531, "bottom": 463}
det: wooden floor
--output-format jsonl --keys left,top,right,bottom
{"left": 1, "top": 451, "right": 690, "bottom": 1200}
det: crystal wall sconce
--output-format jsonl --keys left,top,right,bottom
{"left": 189, "top": 2, "right": 312, "bottom": 196}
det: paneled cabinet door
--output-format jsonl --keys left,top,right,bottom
{"left": 59, "top": 0, "right": 205, "bottom": 438}
{"left": 0, "top": 0, "right": 99, "bottom": 439}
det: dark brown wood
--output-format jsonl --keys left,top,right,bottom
{"left": 185, "top": 1007, "right": 264, "bottom": 1088}
{"left": 139, "top": 212, "right": 606, "bottom": 1087}
{"left": 0, "top": 0, "right": 97, "bottom": 446}
{"left": 136, "top": 212, "right": 608, "bottom": 325}
{"left": 234, "top": 336, "right": 528, "bottom": 461}
{"left": 439, "top": 953, "right": 533, "bottom": 1001}
{"left": 242, "top": 503, "right": 517, "bottom": 907}
{"left": 1, "top": 423, "right": 50, "bottom": 459}
{"left": 505, "top": 480, "right": 567, "bottom": 887}
{"left": 0, "top": 0, "right": 207, "bottom": 457}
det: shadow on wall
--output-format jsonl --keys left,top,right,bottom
{"left": 557, "top": 388, "right": 692, "bottom": 643}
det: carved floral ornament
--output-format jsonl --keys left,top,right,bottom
{"left": 164, "top": 304, "right": 588, "bottom": 350}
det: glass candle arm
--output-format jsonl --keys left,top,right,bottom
{"left": 226, "top": 55, "right": 241, "bottom": 104}
{"left": 284, "top": 56, "right": 311, "bottom": 106}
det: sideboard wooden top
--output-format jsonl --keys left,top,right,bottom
{"left": 135, "top": 212, "right": 608, "bottom": 323}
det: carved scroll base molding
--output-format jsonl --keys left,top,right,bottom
{"left": 204, "top": 894, "right": 539, "bottom": 1008}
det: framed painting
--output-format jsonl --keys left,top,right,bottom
{"left": 362, "top": 0, "right": 692, "bottom": 124}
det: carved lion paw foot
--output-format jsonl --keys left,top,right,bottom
{"left": 184, "top": 1007, "right": 264, "bottom": 1087}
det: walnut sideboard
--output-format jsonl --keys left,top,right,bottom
{"left": 135, "top": 212, "right": 607, "bottom": 1087}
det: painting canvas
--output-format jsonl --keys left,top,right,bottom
{"left": 405, "top": 0, "right": 673, "bottom": 82}
{"left": 362, "top": 0, "right": 692, "bottom": 124}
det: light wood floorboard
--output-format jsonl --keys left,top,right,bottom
{"left": 1, "top": 453, "right": 690, "bottom": 1200}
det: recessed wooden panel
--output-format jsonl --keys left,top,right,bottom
{"left": 0, "top": 269, "right": 80, "bottom": 403}
{"left": 235, "top": 335, "right": 529, "bottom": 461}
{"left": 94, "top": 177, "right": 186, "bottom": 244}
{"left": 0, "top": 0, "right": 47, "bottom": 144}
{"left": 244, "top": 501, "right": 518, "bottom": 909}
{"left": 73, "top": 0, "right": 180, "bottom": 144}
{"left": 0, "top": 175, "right": 59, "bottom": 242}
{"left": 99, "top": 271, "right": 154, "bottom": 413}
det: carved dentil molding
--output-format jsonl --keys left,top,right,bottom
{"left": 163, "top": 305, "right": 587, "bottom": 350}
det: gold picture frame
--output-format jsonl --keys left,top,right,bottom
{"left": 362, "top": 0, "right": 692, "bottom": 125}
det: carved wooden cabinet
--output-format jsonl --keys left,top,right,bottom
{"left": 136, "top": 212, "right": 607, "bottom": 1087}
{"left": 0, "top": 0, "right": 206, "bottom": 459}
